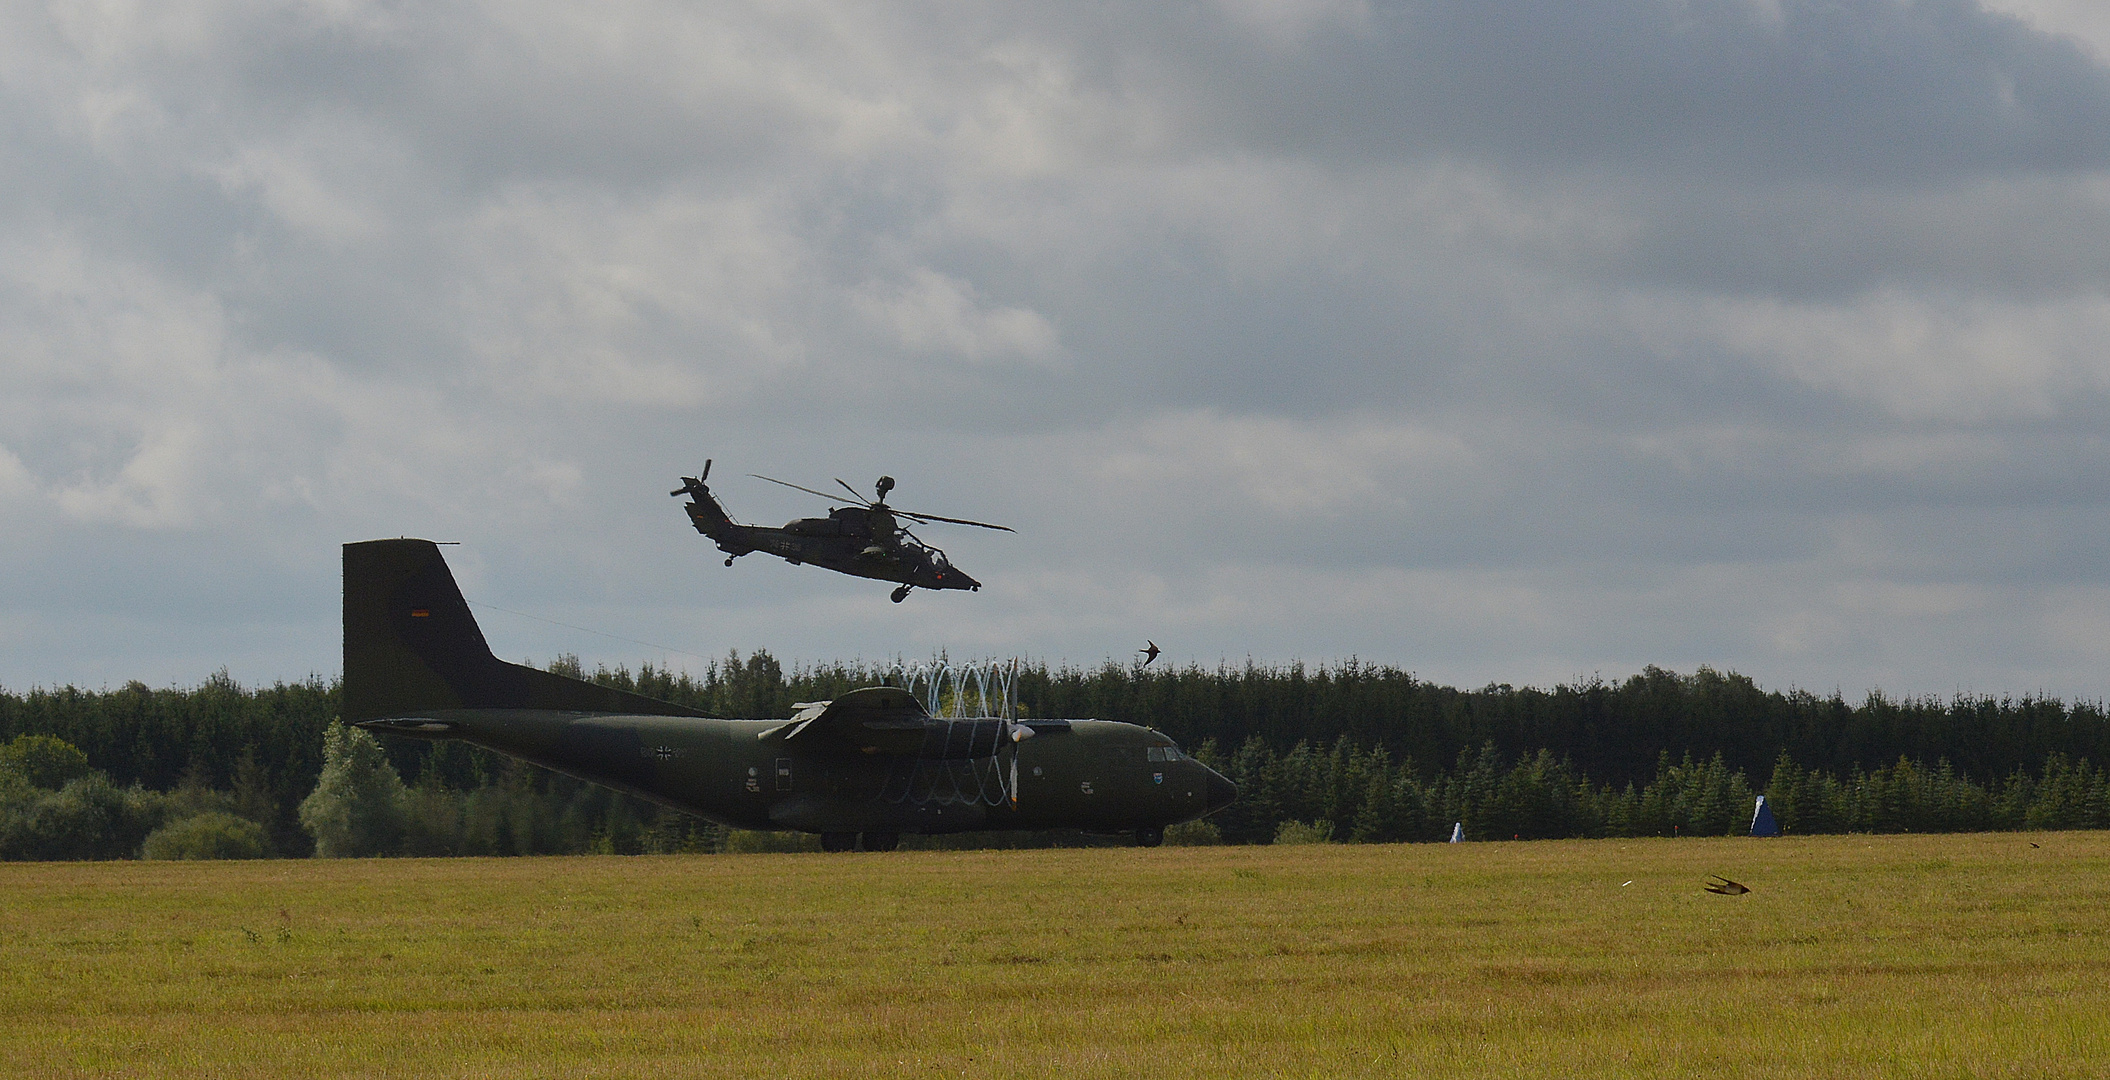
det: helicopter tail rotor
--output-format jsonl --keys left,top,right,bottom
{"left": 670, "top": 459, "right": 714, "bottom": 498}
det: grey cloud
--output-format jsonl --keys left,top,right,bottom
{"left": 1103, "top": 0, "right": 2110, "bottom": 180}
{"left": 3, "top": 0, "right": 2110, "bottom": 700}
{"left": 1607, "top": 177, "right": 2110, "bottom": 300}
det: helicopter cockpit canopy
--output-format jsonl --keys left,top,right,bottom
{"left": 902, "top": 531, "right": 951, "bottom": 569}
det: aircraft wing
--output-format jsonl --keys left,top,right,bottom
{"left": 760, "top": 686, "right": 932, "bottom": 755}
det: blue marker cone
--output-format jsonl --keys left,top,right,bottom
{"left": 1750, "top": 795, "right": 1780, "bottom": 837}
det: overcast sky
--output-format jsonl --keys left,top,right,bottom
{"left": 6, "top": 0, "right": 2110, "bottom": 702}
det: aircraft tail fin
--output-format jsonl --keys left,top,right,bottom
{"left": 673, "top": 473, "right": 736, "bottom": 536}
{"left": 342, "top": 539, "right": 709, "bottom": 722}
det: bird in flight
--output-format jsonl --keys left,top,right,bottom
{"left": 1140, "top": 641, "right": 1160, "bottom": 665}
{"left": 1703, "top": 875, "right": 1750, "bottom": 895}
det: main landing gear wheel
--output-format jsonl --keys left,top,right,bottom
{"left": 724, "top": 556, "right": 736, "bottom": 566}
{"left": 820, "top": 831, "right": 857, "bottom": 852}
{"left": 890, "top": 585, "right": 911, "bottom": 603}
{"left": 1133, "top": 827, "right": 1164, "bottom": 848}
{"left": 860, "top": 831, "right": 899, "bottom": 852}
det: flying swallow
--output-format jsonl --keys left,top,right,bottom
{"left": 1140, "top": 641, "right": 1160, "bottom": 665}
{"left": 1703, "top": 875, "right": 1750, "bottom": 895}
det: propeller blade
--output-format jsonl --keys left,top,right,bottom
{"left": 701, "top": 459, "right": 712, "bottom": 482}
{"left": 1009, "top": 720, "right": 1035, "bottom": 804}
{"left": 751, "top": 474, "right": 860, "bottom": 505}
{"left": 891, "top": 509, "right": 1015, "bottom": 532}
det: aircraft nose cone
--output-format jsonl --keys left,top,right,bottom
{"left": 1203, "top": 766, "right": 1237, "bottom": 812}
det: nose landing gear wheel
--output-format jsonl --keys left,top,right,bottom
{"left": 724, "top": 556, "right": 736, "bottom": 566}
{"left": 890, "top": 585, "right": 911, "bottom": 603}
{"left": 1133, "top": 827, "right": 1164, "bottom": 848}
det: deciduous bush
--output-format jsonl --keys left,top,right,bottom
{"left": 142, "top": 812, "right": 269, "bottom": 860}
{"left": 0, "top": 734, "right": 92, "bottom": 789}
{"left": 298, "top": 722, "right": 409, "bottom": 857}
{"left": 1165, "top": 819, "right": 1221, "bottom": 845}
{"left": 1273, "top": 819, "right": 1335, "bottom": 844}
{"left": 0, "top": 774, "right": 163, "bottom": 860}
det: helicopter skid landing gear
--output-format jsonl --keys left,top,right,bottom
{"left": 890, "top": 586, "right": 911, "bottom": 603}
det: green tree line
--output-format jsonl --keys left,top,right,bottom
{"left": 3, "top": 654, "right": 2109, "bottom": 858}
{"left": 1200, "top": 739, "right": 2110, "bottom": 844}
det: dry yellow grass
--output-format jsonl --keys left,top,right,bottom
{"left": 4, "top": 832, "right": 2108, "bottom": 1078}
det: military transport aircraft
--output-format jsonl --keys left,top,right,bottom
{"left": 344, "top": 539, "right": 1235, "bottom": 850}
{"left": 672, "top": 461, "right": 1009, "bottom": 602}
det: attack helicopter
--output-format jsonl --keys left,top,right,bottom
{"left": 672, "top": 461, "right": 1011, "bottom": 602}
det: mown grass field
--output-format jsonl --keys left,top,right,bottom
{"left": 4, "top": 832, "right": 2108, "bottom": 1078}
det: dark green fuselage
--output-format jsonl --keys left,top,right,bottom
{"left": 367, "top": 711, "right": 1224, "bottom": 835}
{"left": 344, "top": 539, "right": 1233, "bottom": 845}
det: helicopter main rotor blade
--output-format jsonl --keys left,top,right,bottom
{"left": 834, "top": 478, "right": 870, "bottom": 504}
{"left": 750, "top": 474, "right": 859, "bottom": 505}
{"left": 892, "top": 509, "right": 1015, "bottom": 532}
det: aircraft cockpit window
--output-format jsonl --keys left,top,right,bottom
{"left": 1146, "top": 746, "right": 1185, "bottom": 762}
